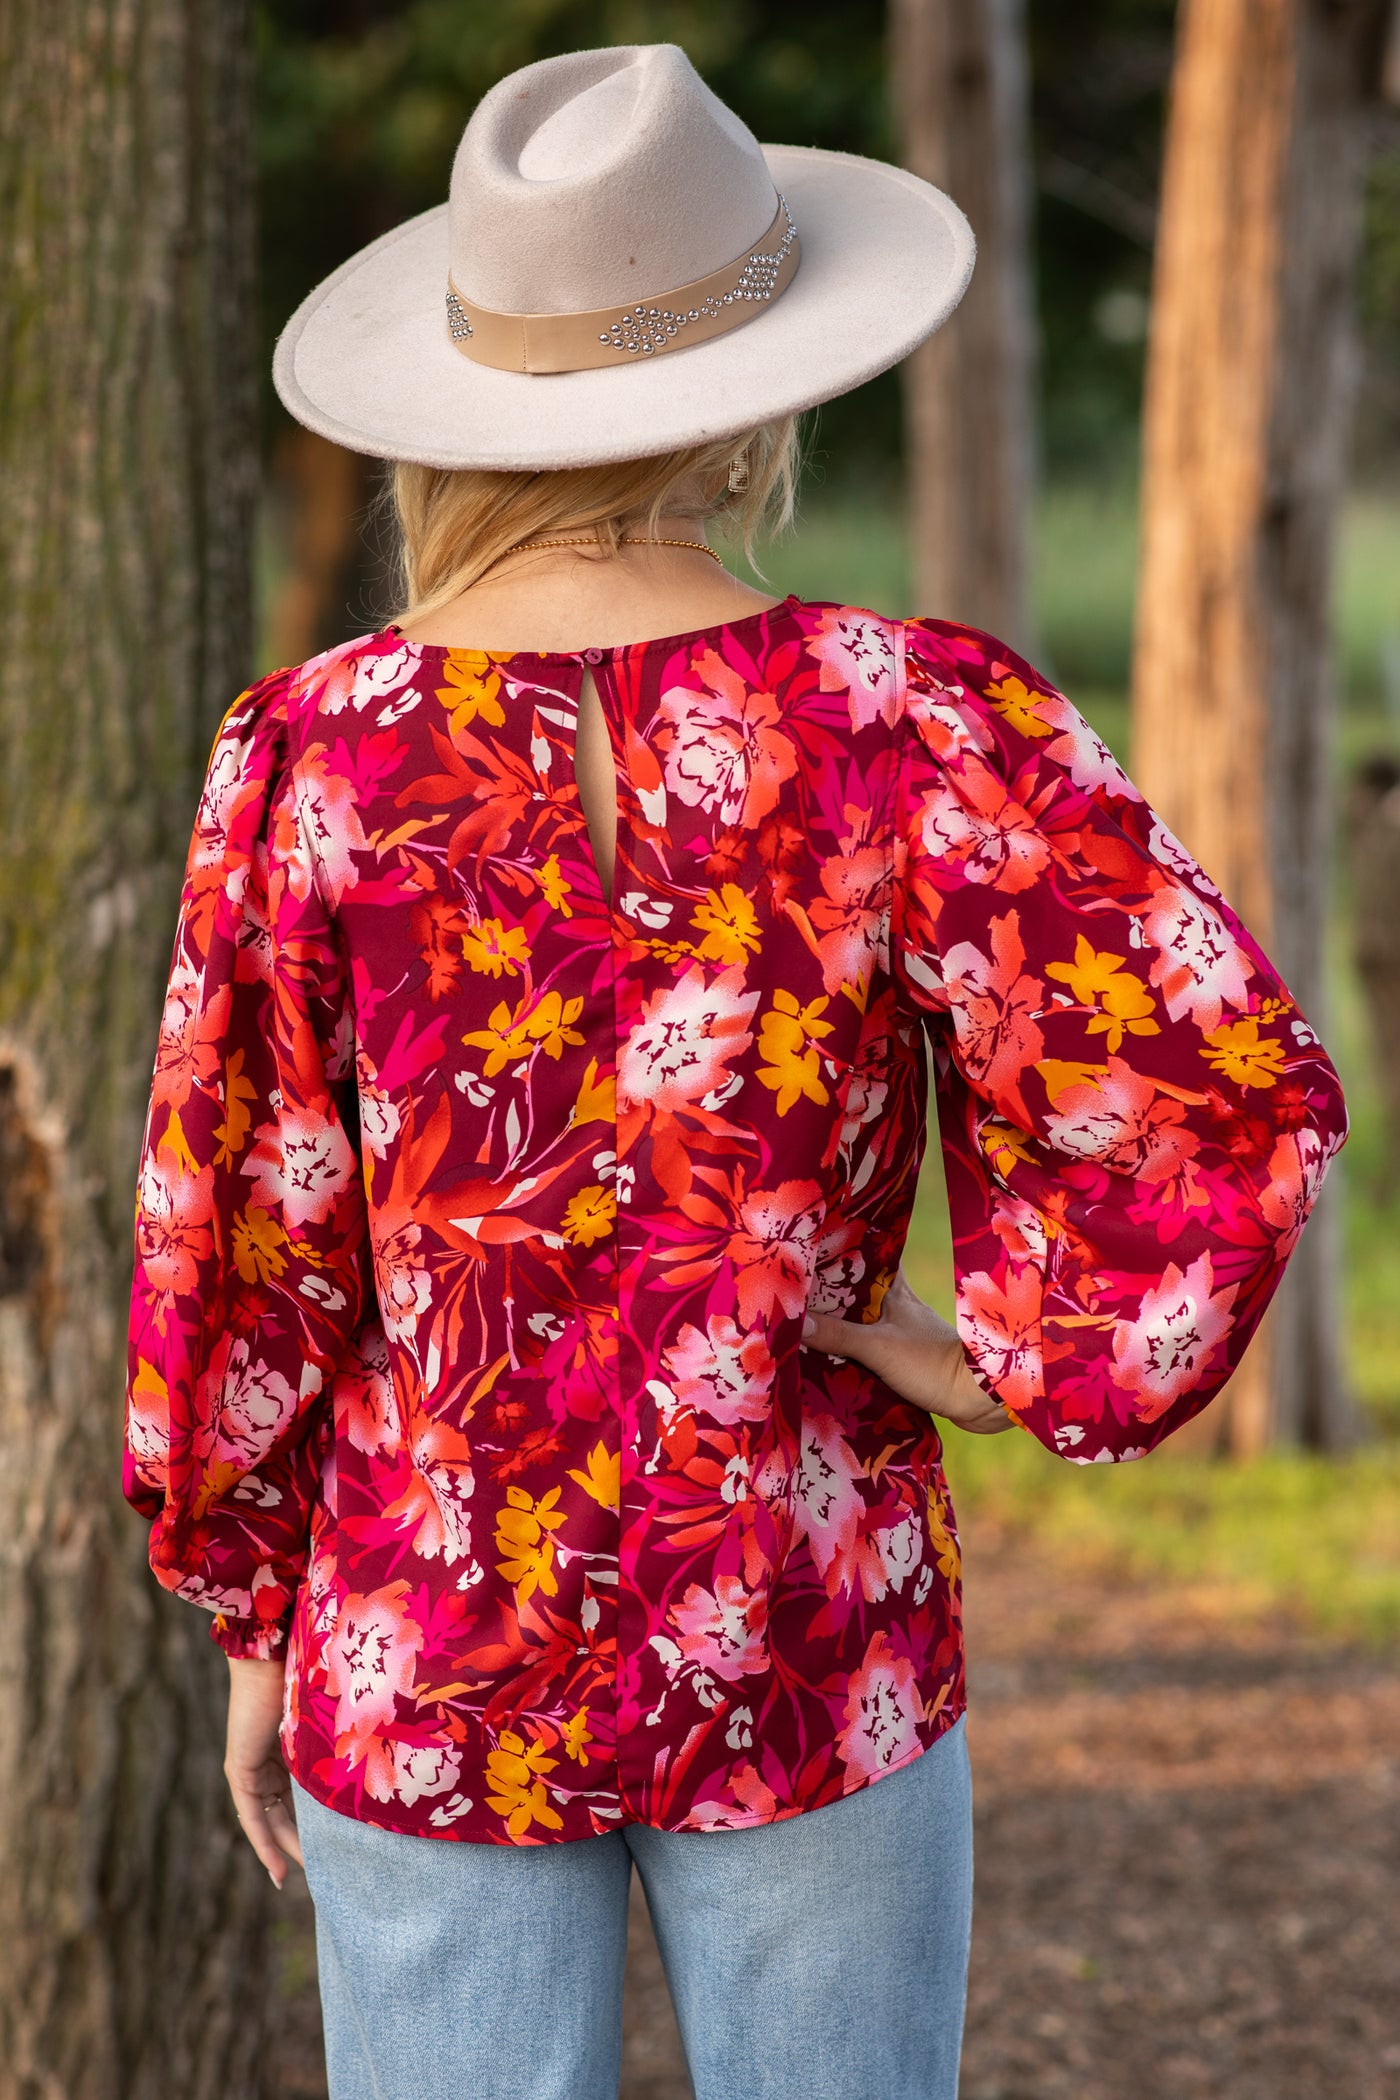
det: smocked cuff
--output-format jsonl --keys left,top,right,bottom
{"left": 210, "top": 1611, "right": 290, "bottom": 1662}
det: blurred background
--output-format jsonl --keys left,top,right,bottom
{"left": 1, "top": 3, "right": 1398, "bottom": 2098}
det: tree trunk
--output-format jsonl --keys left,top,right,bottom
{"left": 891, "top": 0, "right": 1036, "bottom": 645}
{"left": 1131, "top": 0, "right": 1391, "bottom": 1454}
{"left": 0, "top": 5, "right": 269, "bottom": 2096}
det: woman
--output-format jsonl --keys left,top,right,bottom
{"left": 123, "top": 43, "right": 1347, "bottom": 2100}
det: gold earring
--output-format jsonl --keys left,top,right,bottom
{"left": 727, "top": 453, "right": 750, "bottom": 494}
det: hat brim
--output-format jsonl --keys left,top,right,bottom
{"left": 272, "top": 146, "right": 975, "bottom": 470}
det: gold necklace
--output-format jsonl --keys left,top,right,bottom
{"left": 511, "top": 534, "right": 725, "bottom": 569}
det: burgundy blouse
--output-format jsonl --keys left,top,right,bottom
{"left": 123, "top": 598, "right": 1346, "bottom": 1841}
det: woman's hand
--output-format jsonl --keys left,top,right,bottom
{"left": 802, "top": 1267, "right": 1012, "bottom": 1435}
{"left": 225, "top": 1656, "right": 303, "bottom": 1886}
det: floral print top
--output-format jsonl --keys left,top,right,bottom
{"left": 123, "top": 597, "right": 1346, "bottom": 1842}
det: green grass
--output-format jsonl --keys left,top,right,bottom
{"left": 942, "top": 1426, "right": 1400, "bottom": 1646}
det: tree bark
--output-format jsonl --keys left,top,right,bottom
{"left": 1131, "top": 0, "right": 1391, "bottom": 1454}
{"left": 891, "top": 0, "right": 1036, "bottom": 645}
{"left": 0, "top": 5, "right": 269, "bottom": 2095}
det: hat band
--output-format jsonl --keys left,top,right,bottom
{"left": 445, "top": 194, "right": 799, "bottom": 376}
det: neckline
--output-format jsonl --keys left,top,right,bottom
{"left": 377, "top": 592, "right": 804, "bottom": 664}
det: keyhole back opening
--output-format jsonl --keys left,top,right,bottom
{"left": 573, "top": 667, "right": 619, "bottom": 906}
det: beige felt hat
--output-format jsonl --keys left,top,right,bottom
{"left": 272, "top": 43, "right": 975, "bottom": 471}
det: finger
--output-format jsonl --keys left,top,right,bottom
{"left": 228, "top": 1776, "right": 293, "bottom": 1886}
{"left": 266, "top": 1794, "right": 304, "bottom": 1869}
{"left": 801, "top": 1310, "right": 876, "bottom": 1365}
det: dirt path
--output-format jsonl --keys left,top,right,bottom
{"left": 263, "top": 1530, "right": 1400, "bottom": 2099}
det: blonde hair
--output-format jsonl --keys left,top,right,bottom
{"left": 391, "top": 416, "right": 802, "bottom": 618}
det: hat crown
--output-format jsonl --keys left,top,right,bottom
{"left": 449, "top": 45, "right": 778, "bottom": 315}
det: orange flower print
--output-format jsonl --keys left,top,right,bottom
{"left": 436, "top": 653, "right": 506, "bottom": 733}
{"left": 917, "top": 769, "right": 1050, "bottom": 895}
{"left": 561, "top": 1707, "right": 595, "bottom": 1765}
{"left": 729, "top": 1179, "right": 825, "bottom": 1324}
{"left": 461, "top": 916, "right": 530, "bottom": 978}
{"left": 484, "top": 1728, "right": 564, "bottom": 1836}
{"left": 153, "top": 960, "right": 228, "bottom": 1112}
{"left": 1200, "top": 1016, "right": 1286, "bottom": 1088}
{"left": 690, "top": 883, "right": 761, "bottom": 965}
{"left": 562, "top": 1183, "right": 616, "bottom": 1247}
{"left": 464, "top": 989, "right": 587, "bottom": 1076}
{"left": 807, "top": 846, "right": 891, "bottom": 996}
{"left": 566, "top": 1441, "right": 620, "bottom": 1510}
{"left": 231, "top": 1205, "right": 287, "bottom": 1287}
{"left": 494, "top": 1485, "right": 566, "bottom": 1603}
{"left": 983, "top": 672, "right": 1060, "bottom": 739}
{"left": 941, "top": 911, "right": 1045, "bottom": 1123}
{"left": 212, "top": 1047, "right": 260, "bottom": 1165}
{"left": 755, "top": 990, "right": 833, "bottom": 1113}
{"left": 135, "top": 1150, "right": 214, "bottom": 1307}
{"left": 1045, "top": 935, "right": 1160, "bottom": 1051}
{"left": 537, "top": 852, "right": 573, "bottom": 916}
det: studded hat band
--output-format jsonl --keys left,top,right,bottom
{"left": 445, "top": 194, "right": 799, "bottom": 375}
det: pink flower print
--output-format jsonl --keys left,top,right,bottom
{"left": 197, "top": 1333, "right": 299, "bottom": 1470}
{"left": 356, "top": 1082, "right": 403, "bottom": 1162}
{"left": 662, "top": 1315, "right": 776, "bottom": 1424}
{"left": 806, "top": 608, "right": 898, "bottom": 728}
{"left": 152, "top": 959, "right": 228, "bottom": 1111}
{"left": 957, "top": 1265, "right": 1043, "bottom": 1410}
{"left": 919, "top": 770, "right": 1050, "bottom": 893}
{"left": 337, "top": 1325, "right": 400, "bottom": 1456}
{"left": 808, "top": 846, "right": 891, "bottom": 996}
{"left": 189, "top": 732, "right": 257, "bottom": 888}
{"left": 855, "top": 1511, "right": 923, "bottom": 1604}
{"left": 1139, "top": 876, "right": 1253, "bottom": 1030}
{"left": 617, "top": 963, "right": 758, "bottom": 1112}
{"left": 1044, "top": 1060, "right": 1199, "bottom": 1183}
{"left": 806, "top": 1245, "right": 867, "bottom": 1318}
{"left": 1259, "top": 1126, "right": 1333, "bottom": 1260}
{"left": 242, "top": 1102, "right": 356, "bottom": 1229}
{"left": 837, "top": 1632, "right": 924, "bottom": 1782}
{"left": 656, "top": 651, "right": 796, "bottom": 826}
{"left": 835, "top": 1029, "right": 893, "bottom": 1151}
{"left": 135, "top": 1151, "right": 214, "bottom": 1304}
{"left": 988, "top": 1190, "right": 1049, "bottom": 1266}
{"left": 287, "top": 747, "right": 366, "bottom": 906}
{"left": 370, "top": 1209, "right": 432, "bottom": 1344}
{"left": 1110, "top": 1252, "right": 1237, "bottom": 1418}
{"left": 1043, "top": 714, "right": 1135, "bottom": 800}
{"left": 669, "top": 1573, "right": 770, "bottom": 1684}
{"left": 941, "top": 911, "right": 1045, "bottom": 1122}
{"left": 729, "top": 1178, "right": 825, "bottom": 1324}
{"left": 789, "top": 1413, "right": 864, "bottom": 1594}
{"left": 382, "top": 1739, "right": 463, "bottom": 1808}
{"left": 324, "top": 1581, "right": 422, "bottom": 1750}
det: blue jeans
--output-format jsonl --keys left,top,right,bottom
{"left": 292, "top": 1715, "right": 972, "bottom": 2100}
